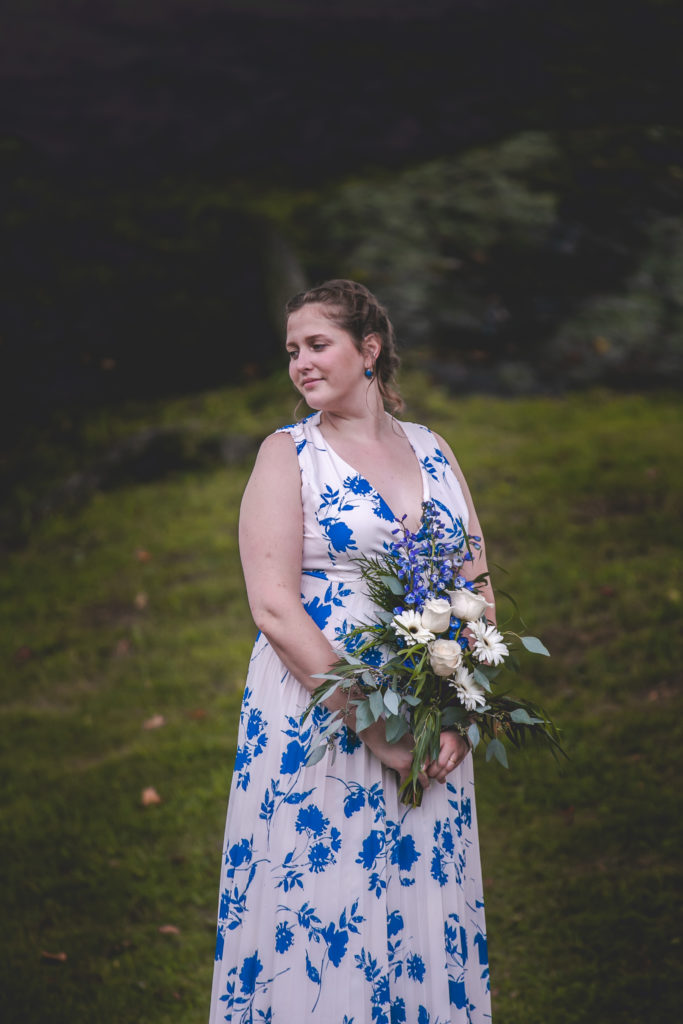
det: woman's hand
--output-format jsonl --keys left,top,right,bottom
{"left": 425, "top": 730, "right": 470, "bottom": 785}
{"left": 361, "top": 723, "right": 431, "bottom": 792}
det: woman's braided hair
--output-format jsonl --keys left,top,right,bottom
{"left": 285, "top": 279, "right": 404, "bottom": 413}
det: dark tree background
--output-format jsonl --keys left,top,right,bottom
{"left": 1, "top": 0, "right": 682, "bottom": 431}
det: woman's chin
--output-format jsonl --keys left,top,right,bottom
{"left": 298, "top": 387, "right": 325, "bottom": 409}
{"left": 300, "top": 394, "right": 322, "bottom": 410}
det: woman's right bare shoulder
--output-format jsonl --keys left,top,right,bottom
{"left": 240, "top": 429, "right": 303, "bottom": 562}
{"left": 244, "top": 429, "right": 301, "bottom": 495}
{"left": 254, "top": 429, "right": 299, "bottom": 467}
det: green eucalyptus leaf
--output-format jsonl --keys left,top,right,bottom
{"left": 402, "top": 693, "right": 421, "bottom": 706}
{"left": 385, "top": 714, "right": 410, "bottom": 742}
{"left": 521, "top": 635, "right": 550, "bottom": 657}
{"left": 380, "top": 575, "right": 405, "bottom": 596}
{"left": 485, "top": 738, "right": 509, "bottom": 768}
{"left": 317, "top": 715, "right": 343, "bottom": 741}
{"left": 369, "top": 689, "right": 385, "bottom": 720}
{"left": 306, "top": 743, "right": 328, "bottom": 767}
{"left": 441, "top": 706, "right": 468, "bottom": 728}
{"left": 473, "top": 663, "right": 503, "bottom": 680}
{"left": 354, "top": 700, "right": 374, "bottom": 733}
{"left": 383, "top": 689, "right": 401, "bottom": 715}
{"left": 375, "top": 609, "right": 394, "bottom": 624}
{"left": 510, "top": 707, "right": 544, "bottom": 725}
{"left": 468, "top": 722, "right": 480, "bottom": 749}
{"left": 472, "top": 667, "right": 492, "bottom": 692}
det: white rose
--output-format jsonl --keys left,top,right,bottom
{"left": 447, "top": 588, "right": 492, "bottom": 623}
{"left": 421, "top": 597, "right": 452, "bottom": 634}
{"left": 429, "top": 639, "right": 463, "bottom": 677}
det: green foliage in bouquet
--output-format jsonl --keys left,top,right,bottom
{"left": 304, "top": 500, "right": 564, "bottom": 805}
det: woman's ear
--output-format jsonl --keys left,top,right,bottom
{"left": 362, "top": 333, "right": 382, "bottom": 363}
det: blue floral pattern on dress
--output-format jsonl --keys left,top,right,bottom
{"left": 233, "top": 687, "right": 269, "bottom": 792}
{"left": 420, "top": 447, "right": 451, "bottom": 483}
{"left": 304, "top": 580, "right": 353, "bottom": 630}
{"left": 210, "top": 412, "right": 490, "bottom": 1023}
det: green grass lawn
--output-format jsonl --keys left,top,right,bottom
{"left": 1, "top": 382, "right": 681, "bottom": 1023}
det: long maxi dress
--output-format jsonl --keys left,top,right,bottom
{"left": 209, "top": 411, "right": 491, "bottom": 1024}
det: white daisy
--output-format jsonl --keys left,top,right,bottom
{"left": 468, "top": 620, "right": 509, "bottom": 666}
{"left": 450, "top": 666, "right": 487, "bottom": 711}
{"left": 392, "top": 609, "right": 435, "bottom": 647}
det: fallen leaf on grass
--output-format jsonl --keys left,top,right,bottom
{"left": 41, "top": 951, "right": 67, "bottom": 962}
{"left": 135, "top": 549, "right": 152, "bottom": 562}
{"left": 141, "top": 786, "right": 162, "bottom": 807}
{"left": 158, "top": 924, "right": 180, "bottom": 935}
{"left": 142, "top": 714, "right": 165, "bottom": 730}
{"left": 186, "top": 708, "right": 207, "bottom": 720}
{"left": 599, "top": 585, "right": 616, "bottom": 598}
{"left": 114, "top": 637, "right": 131, "bottom": 657}
{"left": 14, "top": 646, "right": 33, "bottom": 664}
{"left": 134, "top": 592, "right": 149, "bottom": 610}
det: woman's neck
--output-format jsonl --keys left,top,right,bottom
{"left": 319, "top": 402, "right": 390, "bottom": 444}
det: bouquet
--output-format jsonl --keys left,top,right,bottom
{"left": 304, "top": 499, "right": 563, "bottom": 806}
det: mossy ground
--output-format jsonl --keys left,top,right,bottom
{"left": 1, "top": 381, "right": 681, "bottom": 1023}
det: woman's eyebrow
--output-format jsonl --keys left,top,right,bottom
{"left": 286, "top": 333, "right": 331, "bottom": 347}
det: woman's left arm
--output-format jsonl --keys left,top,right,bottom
{"left": 434, "top": 431, "right": 496, "bottom": 625}
{"left": 426, "top": 431, "right": 497, "bottom": 783}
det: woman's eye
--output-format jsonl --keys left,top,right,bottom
{"left": 287, "top": 350, "right": 297, "bottom": 360}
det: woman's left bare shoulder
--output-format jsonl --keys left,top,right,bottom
{"left": 430, "top": 429, "right": 476, "bottom": 502}
{"left": 430, "top": 429, "right": 460, "bottom": 468}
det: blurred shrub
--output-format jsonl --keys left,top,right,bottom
{"left": 292, "top": 128, "right": 683, "bottom": 389}
{"left": 547, "top": 216, "right": 683, "bottom": 385}
{"left": 299, "top": 132, "right": 561, "bottom": 344}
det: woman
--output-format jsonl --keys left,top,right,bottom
{"left": 210, "top": 280, "right": 493, "bottom": 1023}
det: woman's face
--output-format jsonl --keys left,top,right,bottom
{"left": 286, "top": 304, "right": 370, "bottom": 411}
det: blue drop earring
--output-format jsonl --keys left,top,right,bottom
{"left": 364, "top": 367, "right": 374, "bottom": 380}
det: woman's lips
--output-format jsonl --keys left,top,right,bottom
{"left": 302, "top": 378, "right": 322, "bottom": 388}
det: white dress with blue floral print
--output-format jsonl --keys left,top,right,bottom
{"left": 209, "top": 412, "right": 491, "bottom": 1024}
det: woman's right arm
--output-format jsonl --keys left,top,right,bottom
{"left": 239, "top": 431, "right": 340, "bottom": 699}
{"left": 239, "top": 432, "right": 429, "bottom": 788}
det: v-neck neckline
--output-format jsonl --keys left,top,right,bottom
{"left": 311, "top": 413, "right": 430, "bottom": 535}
